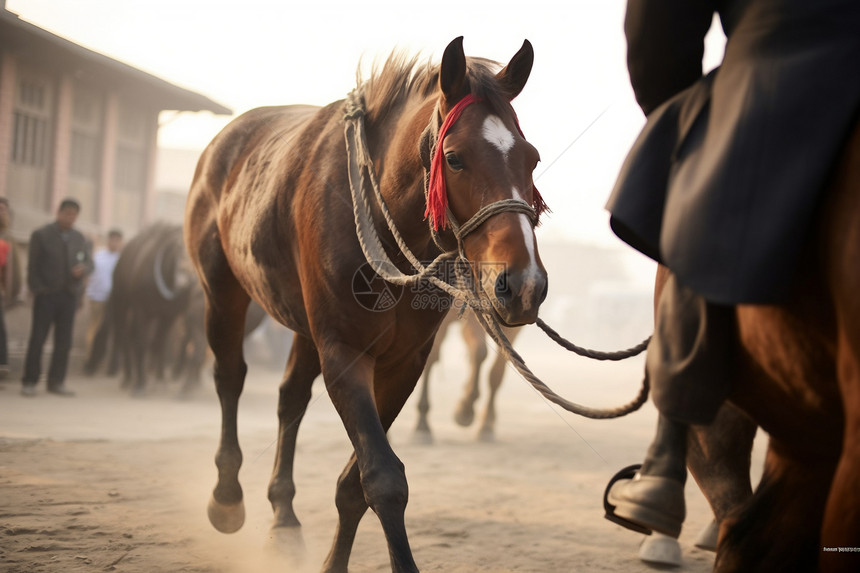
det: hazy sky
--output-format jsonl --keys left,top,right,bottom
{"left": 7, "top": 0, "right": 724, "bottom": 247}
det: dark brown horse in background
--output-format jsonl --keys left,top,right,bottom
{"left": 413, "top": 309, "right": 520, "bottom": 442}
{"left": 185, "top": 37, "right": 547, "bottom": 572}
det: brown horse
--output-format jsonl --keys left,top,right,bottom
{"left": 413, "top": 309, "right": 520, "bottom": 442}
{"left": 185, "top": 37, "right": 547, "bottom": 572}
{"left": 674, "top": 119, "right": 860, "bottom": 572}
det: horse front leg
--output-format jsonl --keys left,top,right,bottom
{"left": 321, "top": 343, "right": 420, "bottom": 573}
{"left": 268, "top": 334, "right": 320, "bottom": 528}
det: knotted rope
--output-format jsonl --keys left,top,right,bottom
{"left": 343, "top": 90, "right": 650, "bottom": 419}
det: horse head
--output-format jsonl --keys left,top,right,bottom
{"left": 426, "top": 37, "right": 548, "bottom": 326}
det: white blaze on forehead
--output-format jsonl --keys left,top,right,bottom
{"left": 482, "top": 115, "right": 515, "bottom": 157}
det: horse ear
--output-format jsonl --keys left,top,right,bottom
{"left": 496, "top": 39, "right": 534, "bottom": 100}
{"left": 439, "top": 36, "right": 468, "bottom": 103}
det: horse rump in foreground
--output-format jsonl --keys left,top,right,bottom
{"left": 185, "top": 37, "right": 547, "bottom": 572}
{"left": 707, "top": 119, "right": 860, "bottom": 573}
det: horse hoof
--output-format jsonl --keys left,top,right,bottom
{"left": 453, "top": 405, "right": 475, "bottom": 427}
{"left": 693, "top": 519, "right": 719, "bottom": 552}
{"left": 207, "top": 497, "right": 245, "bottom": 533}
{"left": 477, "top": 426, "right": 495, "bottom": 442}
{"left": 638, "top": 532, "right": 681, "bottom": 567}
{"left": 267, "top": 524, "right": 306, "bottom": 564}
{"left": 411, "top": 429, "right": 434, "bottom": 445}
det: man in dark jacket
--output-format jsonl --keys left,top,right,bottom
{"left": 21, "top": 198, "right": 93, "bottom": 396}
{"left": 604, "top": 0, "right": 860, "bottom": 538}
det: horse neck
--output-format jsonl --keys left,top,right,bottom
{"left": 366, "top": 97, "right": 443, "bottom": 260}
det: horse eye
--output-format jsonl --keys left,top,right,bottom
{"left": 445, "top": 152, "right": 464, "bottom": 171}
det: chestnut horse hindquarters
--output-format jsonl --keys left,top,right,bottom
{"left": 714, "top": 118, "right": 860, "bottom": 573}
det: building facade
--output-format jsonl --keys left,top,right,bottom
{"left": 0, "top": 4, "right": 229, "bottom": 241}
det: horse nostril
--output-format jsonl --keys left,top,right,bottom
{"left": 538, "top": 279, "right": 548, "bottom": 305}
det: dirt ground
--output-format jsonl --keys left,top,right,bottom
{"left": 0, "top": 318, "right": 766, "bottom": 573}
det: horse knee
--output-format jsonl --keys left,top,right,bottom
{"left": 360, "top": 461, "right": 409, "bottom": 515}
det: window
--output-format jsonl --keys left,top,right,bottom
{"left": 11, "top": 111, "right": 49, "bottom": 166}
{"left": 11, "top": 78, "right": 51, "bottom": 168}
{"left": 70, "top": 87, "right": 103, "bottom": 179}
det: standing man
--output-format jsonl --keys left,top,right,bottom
{"left": 85, "top": 228, "right": 123, "bottom": 358}
{"left": 21, "top": 199, "right": 93, "bottom": 396}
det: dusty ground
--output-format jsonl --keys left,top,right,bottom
{"left": 0, "top": 319, "right": 765, "bottom": 573}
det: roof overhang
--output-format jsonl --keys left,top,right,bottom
{"left": 0, "top": 9, "right": 232, "bottom": 115}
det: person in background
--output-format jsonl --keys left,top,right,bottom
{"left": 0, "top": 197, "right": 13, "bottom": 378}
{"left": 21, "top": 198, "right": 93, "bottom": 397}
{"left": 85, "top": 228, "right": 123, "bottom": 359}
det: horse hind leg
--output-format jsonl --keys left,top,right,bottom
{"left": 412, "top": 312, "right": 452, "bottom": 443}
{"left": 268, "top": 333, "right": 320, "bottom": 528}
{"left": 476, "top": 326, "right": 518, "bottom": 441}
{"left": 196, "top": 256, "right": 252, "bottom": 534}
{"left": 476, "top": 345, "right": 506, "bottom": 442}
{"left": 454, "top": 314, "right": 488, "bottom": 427}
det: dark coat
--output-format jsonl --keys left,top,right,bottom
{"left": 607, "top": 0, "right": 860, "bottom": 304}
{"left": 27, "top": 222, "right": 93, "bottom": 297}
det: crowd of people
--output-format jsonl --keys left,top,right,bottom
{"left": 0, "top": 197, "right": 122, "bottom": 397}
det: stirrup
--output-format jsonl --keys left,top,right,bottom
{"left": 603, "top": 464, "right": 652, "bottom": 535}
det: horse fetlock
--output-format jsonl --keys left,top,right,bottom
{"left": 272, "top": 505, "right": 302, "bottom": 528}
{"left": 215, "top": 449, "right": 243, "bottom": 474}
{"left": 268, "top": 480, "right": 299, "bottom": 526}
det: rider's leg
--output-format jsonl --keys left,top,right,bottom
{"left": 608, "top": 274, "right": 735, "bottom": 538}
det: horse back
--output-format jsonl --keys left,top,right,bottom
{"left": 185, "top": 103, "right": 346, "bottom": 333}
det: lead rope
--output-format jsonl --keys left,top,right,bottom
{"left": 344, "top": 91, "right": 650, "bottom": 419}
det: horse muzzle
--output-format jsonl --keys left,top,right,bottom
{"left": 490, "top": 267, "right": 548, "bottom": 326}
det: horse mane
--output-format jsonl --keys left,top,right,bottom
{"left": 358, "top": 50, "right": 511, "bottom": 125}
